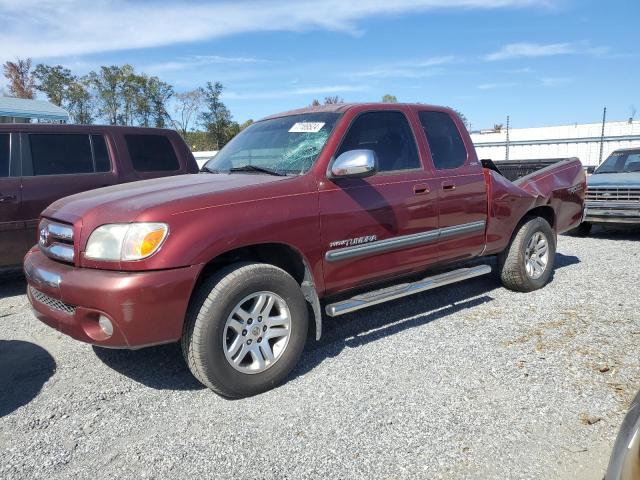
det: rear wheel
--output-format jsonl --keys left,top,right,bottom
{"left": 182, "top": 262, "right": 308, "bottom": 398}
{"left": 498, "top": 217, "right": 556, "bottom": 292}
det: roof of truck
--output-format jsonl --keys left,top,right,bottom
{"left": 261, "top": 102, "right": 451, "bottom": 120}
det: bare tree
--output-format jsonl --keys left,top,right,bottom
{"left": 172, "top": 89, "right": 205, "bottom": 137}
{"left": 324, "top": 95, "right": 343, "bottom": 105}
{"left": 3, "top": 58, "right": 35, "bottom": 99}
{"left": 493, "top": 123, "right": 504, "bottom": 132}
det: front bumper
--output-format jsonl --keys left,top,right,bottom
{"left": 584, "top": 202, "right": 640, "bottom": 224}
{"left": 24, "top": 248, "right": 201, "bottom": 348}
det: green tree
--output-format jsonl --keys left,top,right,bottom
{"left": 33, "top": 64, "right": 74, "bottom": 106}
{"left": 310, "top": 99, "right": 321, "bottom": 107}
{"left": 240, "top": 119, "right": 254, "bottom": 130}
{"left": 2, "top": 58, "right": 35, "bottom": 99}
{"left": 88, "top": 66, "right": 124, "bottom": 125}
{"left": 382, "top": 94, "right": 398, "bottom": 103}
{"left": 200, "top": 81, "right": 234, "bottom": 149}
{"left": 66, "top": 78, "right": 94, "bottom": 124}
{"left": 88, "top": 65, "right": 173, "bottom": 127}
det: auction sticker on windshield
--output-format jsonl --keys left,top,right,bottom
{"left": 289, "top": 122, "right": 325, "bottom": 133}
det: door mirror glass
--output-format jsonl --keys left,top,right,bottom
{"left": 330, "top": 149, "right": 377, "bottom": 178}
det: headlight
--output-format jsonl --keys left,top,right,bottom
{"left": 85, "top": 223, "right": 169, "bottom": 261}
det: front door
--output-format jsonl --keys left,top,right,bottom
{"left": 0, "top": 132, "right": 25, "bottom": 267}
{"left": 319, "top": 110, "right": 440, "bottom": 295}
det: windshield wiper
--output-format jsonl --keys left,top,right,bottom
{"left": 201, "top": 166, "right": 222, "bottom": 173}
{"left": 229, "top": 165, "right": 286, "bottom": 176}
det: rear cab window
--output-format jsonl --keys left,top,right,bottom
{"left": 418, "top": 111, "right": 468, "bottom": 170}
{"left": 125, "top": 134, "right": 179, "bottom": 172}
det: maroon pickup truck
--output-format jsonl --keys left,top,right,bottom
{"left": 0, "top": 124, "right": 198, "bottom": 269}
{"left": 24, "top": 103, "right": 586, "bottom": 398}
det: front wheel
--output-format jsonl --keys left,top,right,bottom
{"left": 182, "top": 262, "right": 308, "bottom": 398}
{"left": 497, "top": 217, "right": 556, "bottom": 292}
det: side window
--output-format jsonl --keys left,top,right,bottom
{"left": 0, "top": 134, "right": 9, "bottom": 177}
{"left": 125, "top": 135, "right": 179, "bottom": 172}
{"left": 92, "top": 135, "right": 112, "bottom": 173}
{"left": 418, "top": 111, "right": 467, "bottom": 170}
{"left": 336, "top": 111, "right": 420, "bottom": 172}
{"left": 29, "top": 134, "right": 93, "bottom": 175}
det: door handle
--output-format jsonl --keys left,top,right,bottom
{"left": 0, "top": 193, "right": 16, "bottom": 203}
{"left": 413, "top": 184, "right": 430, "bottom": 195}
{"left": 442, "top": 183, "right": 456, "bottom": 191}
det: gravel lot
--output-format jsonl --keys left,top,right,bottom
{"left": 1, "top": 227, "right": 639, "bottom": 479}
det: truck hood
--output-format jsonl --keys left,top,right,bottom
{"left": 44, "top": 173, "right": 291, "bottom": 225}
{"left": 588, "top": 172, "right": 640, "bottom": 187}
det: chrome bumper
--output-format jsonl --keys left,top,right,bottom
{"left": 584, "top": 201, "right": 640, "bottom": 224}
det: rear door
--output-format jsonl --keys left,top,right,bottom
{"left": 319, "top": 109, "right": 440, "bottom": 294}
{"left": 20, "top": 132, "right": 117, "bottom": 246}
{"left": 417, "top": 110, "right": 487, "bottom": 262}
{"left": 0, "top": 132, "right": 25, "bottom": 267}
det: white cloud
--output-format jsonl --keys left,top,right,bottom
{"left": 224, "top": 84, "right": 368, "bottom": 100}
{"left": 540, "top": 77, "right": 573, "bottom": 87}
{"left": 146, "top": 55, "right": 271, "bottom": 72}
{"left": 477, "top": 82, "right": 518, "bottom": 90}
{"left": 0, "top": 0, "right": 551, "bottom": 58}
{"left": 353, "top": 55, "right": 455, "bottom": 78}
{"left": 484, "top": 42, "right": 608, "bottom": 61}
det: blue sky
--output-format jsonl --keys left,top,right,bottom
{"left": 1, "top": 0, "right": 638, "bottom": 129}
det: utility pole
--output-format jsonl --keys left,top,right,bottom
{"left": 505, "top": 115, "right": 510, "bottom": 161}
{"left": 598, "top": 107, "right": 607, "bottom": 164}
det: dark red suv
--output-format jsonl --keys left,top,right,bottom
{"left": 0, "top": 124, "right": 198, "bottom": 269}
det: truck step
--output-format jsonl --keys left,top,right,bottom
{"left": 325, "top": 264, "right": 492, "bottom": 317}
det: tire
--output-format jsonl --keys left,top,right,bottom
{"left": 497, "top": 216, "right": 556, "bottom": 292}
{"left": 182, "top": 262, "right": 308, "bottom": 398}
{"left": 570, "top": 222, "right": 592, "bottom": 237}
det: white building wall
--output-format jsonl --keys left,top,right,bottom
{"left": 471, "top": 120, "right": 640, "bottom": 166}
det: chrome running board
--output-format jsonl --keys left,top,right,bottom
{"left": 325, "top": 265, "right": 492, "bottom": 317}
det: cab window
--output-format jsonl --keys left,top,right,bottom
{"left": 336, "top": 111, "right": 420, "bottom": 172}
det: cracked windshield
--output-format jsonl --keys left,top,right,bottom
{"left": 204, "top": 112, "right": 340, "bottom": 175}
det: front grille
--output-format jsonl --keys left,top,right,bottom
{"left": 38, "top": 219, "right": 75, "bottom": 263}
{"left": 586, "top": 187, "right": 640, "bottom": 202}
{"left": 29, "top": 286, "right": 76, "bottom": 315}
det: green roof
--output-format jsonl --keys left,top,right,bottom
{"left": 0, "top": 96, "right": 69, "bottom": 121}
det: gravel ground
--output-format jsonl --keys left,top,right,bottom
{"left": 1, "top": 227, "right": 639, "bottom": 480}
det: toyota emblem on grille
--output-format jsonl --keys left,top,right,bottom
{"left": 39, "top": 226, "right": 50, "bottom": 246}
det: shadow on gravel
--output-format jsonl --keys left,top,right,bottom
{"left": 0, "top": 340, "right": 56, "bottom": 417}
{"left": 87, "top": 251, "right": 582, "bottom": 393}
{"left": 564, "top": 224, "right": 640, "bottom": 241}
{"left": 555, "top": 252, "right": 580, "bottom": 269}
{"left": 0, "top": 273, "right": 26, "bottom": 301}
{"left": 93, "top": 343, "right": 205, "bottom": 391}
{"left": 291, "top": 251, "right": 581, "bottom": 382}
{"left": 291, "top": 275, "right": 497, "bottom": 381}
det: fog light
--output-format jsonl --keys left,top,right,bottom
{"left": 98, "top": 315, "right": 113, "bottom": 338}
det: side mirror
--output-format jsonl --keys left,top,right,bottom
{"left": 330, "top": 149, "right": 378, "bottom": 178}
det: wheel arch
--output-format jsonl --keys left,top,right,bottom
{"left": 192, "top": 242, "right": 323, "bottom": 341}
